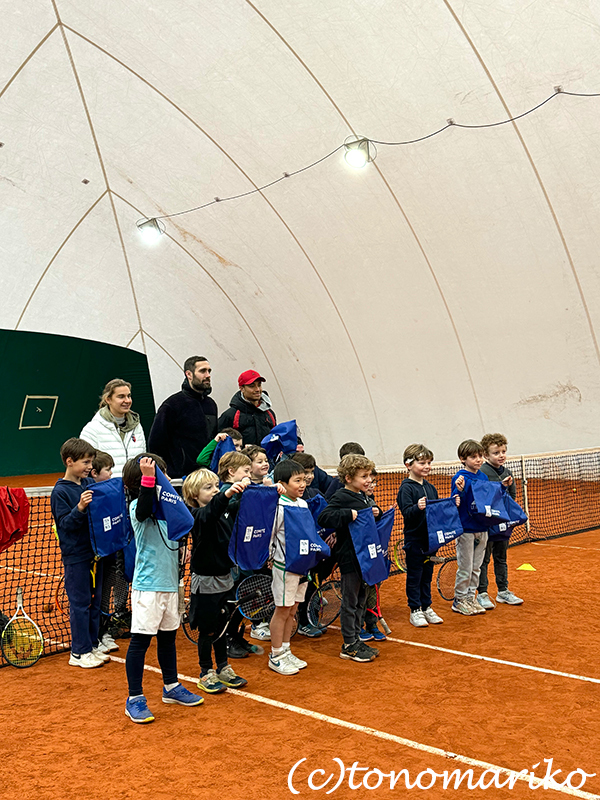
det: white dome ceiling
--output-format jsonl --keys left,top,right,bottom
{"left": 3, "top": 0, "right": 600, "bottom": 463}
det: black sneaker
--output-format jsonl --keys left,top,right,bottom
{"left": 358, "top": 641, "right": 380, "bottom": 659}
{"left": 227, "top": 637, "right": 250, "bottom": 659}
{"left": 339, "top": 642, "right": 375, "bottom": 662}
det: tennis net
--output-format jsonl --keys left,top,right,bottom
{"left": 1, "top": 448, "right": 599, "bottom": 664}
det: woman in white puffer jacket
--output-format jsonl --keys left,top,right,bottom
{"left": 80, "top": 378, "right": 147, "bottom": 478}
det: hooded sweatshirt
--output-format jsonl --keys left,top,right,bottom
{"left": 217, "top": 390, "right": 277, "bottom": 445}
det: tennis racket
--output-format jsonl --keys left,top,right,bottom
{"left": 308, "top": 578, "right": 342, "bottom": 628}
{"left": 1, "top": 587, "right": 44, "bottom": 668}
{"left": 365, "top": 583, "right": 392, "bottom": 635}
{"left": 55, "top": 575, "right": 69, "bottom": 616}
{"left": 436, "top": 559, "right": 457, "bottom": 601}
{"left": 391, "top": 541, "right": 407, "bottom": 574}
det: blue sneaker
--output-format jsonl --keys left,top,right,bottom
{"left": 125, "top": 695, "right": 155, "bottom": 724}
{"left": 359, "top": 628, "right": 374, "bottom": 642}
{"left": 369, "top": 627, "right": 387, "bottom": 641}
{"left": 162, "top": 683, "right": 204, "bottom": 706}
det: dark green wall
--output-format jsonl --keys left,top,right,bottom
{"left": 0, "top": 329, "right": 155, "bottom": 477}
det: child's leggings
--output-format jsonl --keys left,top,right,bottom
{"left": 125, "top": 630, "right": 177, "bottom": 696}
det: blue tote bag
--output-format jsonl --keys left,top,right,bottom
{"left": 88, "top": 478, "right": 132, "bottom": 557}
{"left": 488, "top": 493, "right": 528, "bottom": 541}
{"left": 261, "top": 420, "right": 298, "bottom": 460}
{"left": 375, "top": 507, "right": 395, "bottom": 577}
{"left": 465, "top": 481, "right": 512, "bottom": 527}
{"left": 209, "top": 436, "right": 236, "bottom": 472}
{"left": 307, "top": 494, "right": 333, "bottom": 541}
{"left": 283, "top": 506, "right": 331, "bottom": 574}
{"left": 425, "top": 497, "right": 464, "bottom": 555}
{"left": 153, "top": 467, "right": 194, "bottom": 541}
{"left": 349, "top": 508, "right": 389, "bottom": 586}
{"left": 228, "top": 484, "right": 279, "bottom": 571}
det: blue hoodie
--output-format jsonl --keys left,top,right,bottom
{"left": 50, "top": 478, "right": 95, "bottom": 565}
{"left": 451, "top": 468, "right": 489, "bottom": 533}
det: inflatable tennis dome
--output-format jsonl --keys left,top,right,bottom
{"left": 2, "top": 2, "right": 600, "bottom": 463}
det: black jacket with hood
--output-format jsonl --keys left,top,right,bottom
{"left": 217, "top": 390, "right": 277, "bottom": 445}
{"left": 148, "top": 380, "right": 218, "bottom": 478}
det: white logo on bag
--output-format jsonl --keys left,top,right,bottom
{"left": 244, "top": 526, "right": 253, "bottom": 542}
{"left": 299, "top": 540, "right": 309, "bottom": 555}
{"left": 437, "top": 530, "right": 445, "bottom": 544}
{"left": 499, "top": 523, "right": 507, "bottom": 531}
{"left": 485, "top": 505, "right": 492, "bottom": 517}
{"left": 368, "top": 543, "right": 377, "bottom": 559}
{"left": 103, "top": 516, "right": 112, "bottom": 532}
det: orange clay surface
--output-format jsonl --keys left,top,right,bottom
{"left": 1, "top": 532, "right": 599, "bottom": 800}
{"left": 2, "top": 473, "right": 62, "bottom": 487}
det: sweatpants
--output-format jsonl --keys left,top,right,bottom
{"left": 125, "top": 629, "right": 178, "bottom": 697}
{"left": 189, "top": 589, "right": 231, "bottom": 674}
{"left": 340, "top": 571, "right": 367, "bottom": 645}
{"left": 478, "top": 539, "right": 509, "bottom": 593}
{"left": 64, "top": 558, "right": 104, "bottom": 655}
{"left": 404, "top": 549, "right": 435, "bottom": 611}
{"left": 454, "top": 532, "right": 488, "bottom": 600}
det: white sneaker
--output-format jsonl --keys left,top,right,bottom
{"left": 422, "top": 607, "right": 443, "bottom": 624}
{"left": 497, "top": 590, "right": 524, "bottom": 605}
{"left": 101, "top": 633, "right": 119, "bottom": 652}
{"left": 92, "top": 647, "right": 111, "bottom": 662}
{"left": 69, "top": 651, "right": 105, "bottom": 669}
{"left": 467, "top": 597, "right": 486, "bottom": 615}
{"left": 477, "top": 592, "right": 495, "bottom": 610}
{"left": 268, "top": 652, "right": 298, "bottom": 675}
{"left": 451, "top": 598, "right": 476, "bottom": 616}
{"left": 96, "top": 640, "right": 111, "bottom": 654}
{"left": 250, "top": 622, "right": 271, "bottom": 641}
{"left": 410, "top": 609, "right": 429, "bottom": 627}
{"left": 284, "top": 648, "right": 307, "bottom": 670}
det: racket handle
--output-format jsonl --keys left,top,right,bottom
{"left": 380, "top": 617, "right": 392, "bottom": 635}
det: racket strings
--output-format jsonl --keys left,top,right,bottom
{"left": 2, "top": 618, "right": 43, "bottom": 664}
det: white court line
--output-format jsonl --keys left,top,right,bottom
{"left": 0, "top": 565, "right": 61, "bottom": 580}
{"left": 108, "top": 656, "right": 598, "bottom": 799}
{"left": 328, "top": 626, "right": 600, "bottom": 686}
{"left": 532, "top": 542, "right": 600, "bottom": 552}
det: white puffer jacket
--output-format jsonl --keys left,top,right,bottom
{"left": 80, "top": 411, "right": 147, "bottom": 477}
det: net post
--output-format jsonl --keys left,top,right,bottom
{"left": 521, "top": 454, "right": 531, "bottom": 536}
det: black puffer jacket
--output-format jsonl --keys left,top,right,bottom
{"left": 148, "top": 381, "right": 218, "bottom": 478}
{"left": 217, "top": 390, "right": 277, "bottom": 445}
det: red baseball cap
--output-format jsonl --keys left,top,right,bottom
{"left": 238, "top": 369, "right": 266, "bottom": 387}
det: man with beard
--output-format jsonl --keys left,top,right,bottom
{"left": 217, "top": 370, "right": 277, "bottom": 446}
{"left": 148, "top": 357, "right": 218, "bottom": 478}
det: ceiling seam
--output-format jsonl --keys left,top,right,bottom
{"left": 111, "top": 190, "right": 291, "bottom": 418}
{"left": 15, "top": 190, "right": 108, "bottom": 328}
{"left": 64, "top": 24, "right": 387, "bottom": 457}
{"left": 125, "top": 329, "right": 142, "bottom": 348}
{"left": 442, "top": 0, "right": 600, "bottom": 369}
{"left": 140, "top": 329, "right": 182, "bottom": 370}
{"left": 0, "top": 24, "right": 59, "bottom": 100}
{"left": 50, "top": 0, "right": 146, "bottom": 354}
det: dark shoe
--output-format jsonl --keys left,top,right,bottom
{"left": 227, "top": 637, "right": 250, "bottom": 659}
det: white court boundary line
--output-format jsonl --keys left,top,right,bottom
{"left": 0, "top": 565, "right": 61, "bottom": 580}
{"left": 532, "top": 542, "right": 600, "bottom": 552}
{"left": 108, "top": 656, "right": 598, "bottom": 799}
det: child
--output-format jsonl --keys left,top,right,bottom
{"left": 290, "top": 452, "right": 321, "bottom": 499}
{"left": 324, "top": 442, "right": 366, "bottom": 499}
{"left": 268, "top": 459, "right": 311, "bottom": 675}
{"left": 243, "top": 445, "right": 272, "bottom": 485}
{"left": 318, "top": 454, "right": 382, "bottom": 662}
{"left": 122, "top": 454, "right": 203, "bottom": 724}
{"left": 182, "top": 469, "right": 249, "bottom": 693}
{"left": 196, "top": 428, "right": 243, "bottom": 467}
{"left": 477, "top": 433, "right": 523, "bottom": 608}
{"left": 50, "top": 438, "right": 110, "bottom": 668}
{"left": 451, "top": 439, "right": 489, "bottom": 616}
{"left": 360, "top": 469, "right": 388, "bottom": 641}
{"left": 397, "top": 445, "right": 445, "bottom": 628}
{"left": 90, "top": 451, "right": 121, "bottom": 653}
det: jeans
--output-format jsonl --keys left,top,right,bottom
{"left": 404, "top": 549, "right": 434, "bottom": 611}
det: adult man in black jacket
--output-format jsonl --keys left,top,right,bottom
{"left": 148, "top": 356, "right": 218, "bottom": 478}
{"left": 217, "top": 370, "right": 277, "bottom": 446}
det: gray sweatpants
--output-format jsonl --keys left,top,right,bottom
{"left": 454, "top": 532, "right": 488, "bottom": 600}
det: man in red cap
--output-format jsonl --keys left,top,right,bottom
{"left": 217, "top": 370, "right": 277, "bottom": 445}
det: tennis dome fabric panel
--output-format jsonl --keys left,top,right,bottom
{"left": 2, "top": 0, "right": 600, "bottom": 463}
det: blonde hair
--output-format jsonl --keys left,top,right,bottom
{"left": 99, "top": 378, "right": 132, "bottom": 409}
{"left": 403, "top": 443, "right": 434, "bottom": 466}
{"left": 182, "top": 469, "right": 219, "bottom": 507}
{"left": 337, "top": 453, "right": 375, "bottom": 483}
{"left": 217, "top": 451, "right": 252, "bottom": 482}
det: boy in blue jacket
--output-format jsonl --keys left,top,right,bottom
{"left": 50, "top": 438, "right": 109, "bottom": 669}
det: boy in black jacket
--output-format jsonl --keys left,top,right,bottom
{"left": 397, "top": 444, "right": 446, "bottom": 628}
{"left": 318, "top": 454, "right": 382, "bottom": 663}
{"left": 182, "top": 468, "right": 250, "bottom": 693}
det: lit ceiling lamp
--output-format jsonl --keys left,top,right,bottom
{"left": 343, "top": 135, "right": 377, "bottom": 169}
{"left": 136, "top": 217, "right": 165, "bottom": 243}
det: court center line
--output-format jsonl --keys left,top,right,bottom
{"left": 109, "top": 656, "right": 598, "bottom": 799}
{"left": 328, "top": 626, "right": 600, "bottom": 685}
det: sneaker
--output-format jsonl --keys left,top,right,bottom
{"left": 422, "top": 607, "right": 443, "bottom": 624}
{"left": 340, "top": 642, "right": 375, "bottom": 662}
{"left": 497, "top": 590, "right": 524, "bottom": 605}
{"left": 451, "top": 598, "right": 476, "bottom": 616}
{"left": 283, "top": 648, "right": 307, "bottom": 670}
{"left": 69, "top": 651, "right": 104, "bottom": 669}
{"left": 216, "top": 664, "right": 248, "bottom": 688}
{"left": 467, "top": 596, "right": 486, "bottom": 614}
{"left": 410, "top": 609, "right": 429, "bottom": 628}
{"left": 197, "top": 669, "right": 227, "bottom": 694}
{"left": 359, "top": 628, "right": 374, "bottom": 642}
{"left": 298, "top": 623, "right": 323, "bottom": 638}
{"left": 162, "top": 683, "right": 204, "bottom": 706}
{"left": 238, "top": 637, "right": 263, "bottom": 654}
{"left": 477, "top": 592, "right": 495, "bottom": 610}
{"left": 269, "top": 652, "right": 299, "bottom": 675}
{"left": 250, "top": 622, "right": 271, "bottom": 641}
{"left": 92, "top": 647, "right": 111, "bottom": 662}
{"left": 227, "top": 637, "right": 250, "bottom": 659}
{"left": 125, "top": 695, "right": 155, "bottom": 724}
{"left": 358, "top": 641, "right": 380, "bottom": 659}
{"left": 368, "top": 625, "right": 387, "bottom": 641}
{"left": 101, "top": 633, "right": 119, "bottom": 652}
